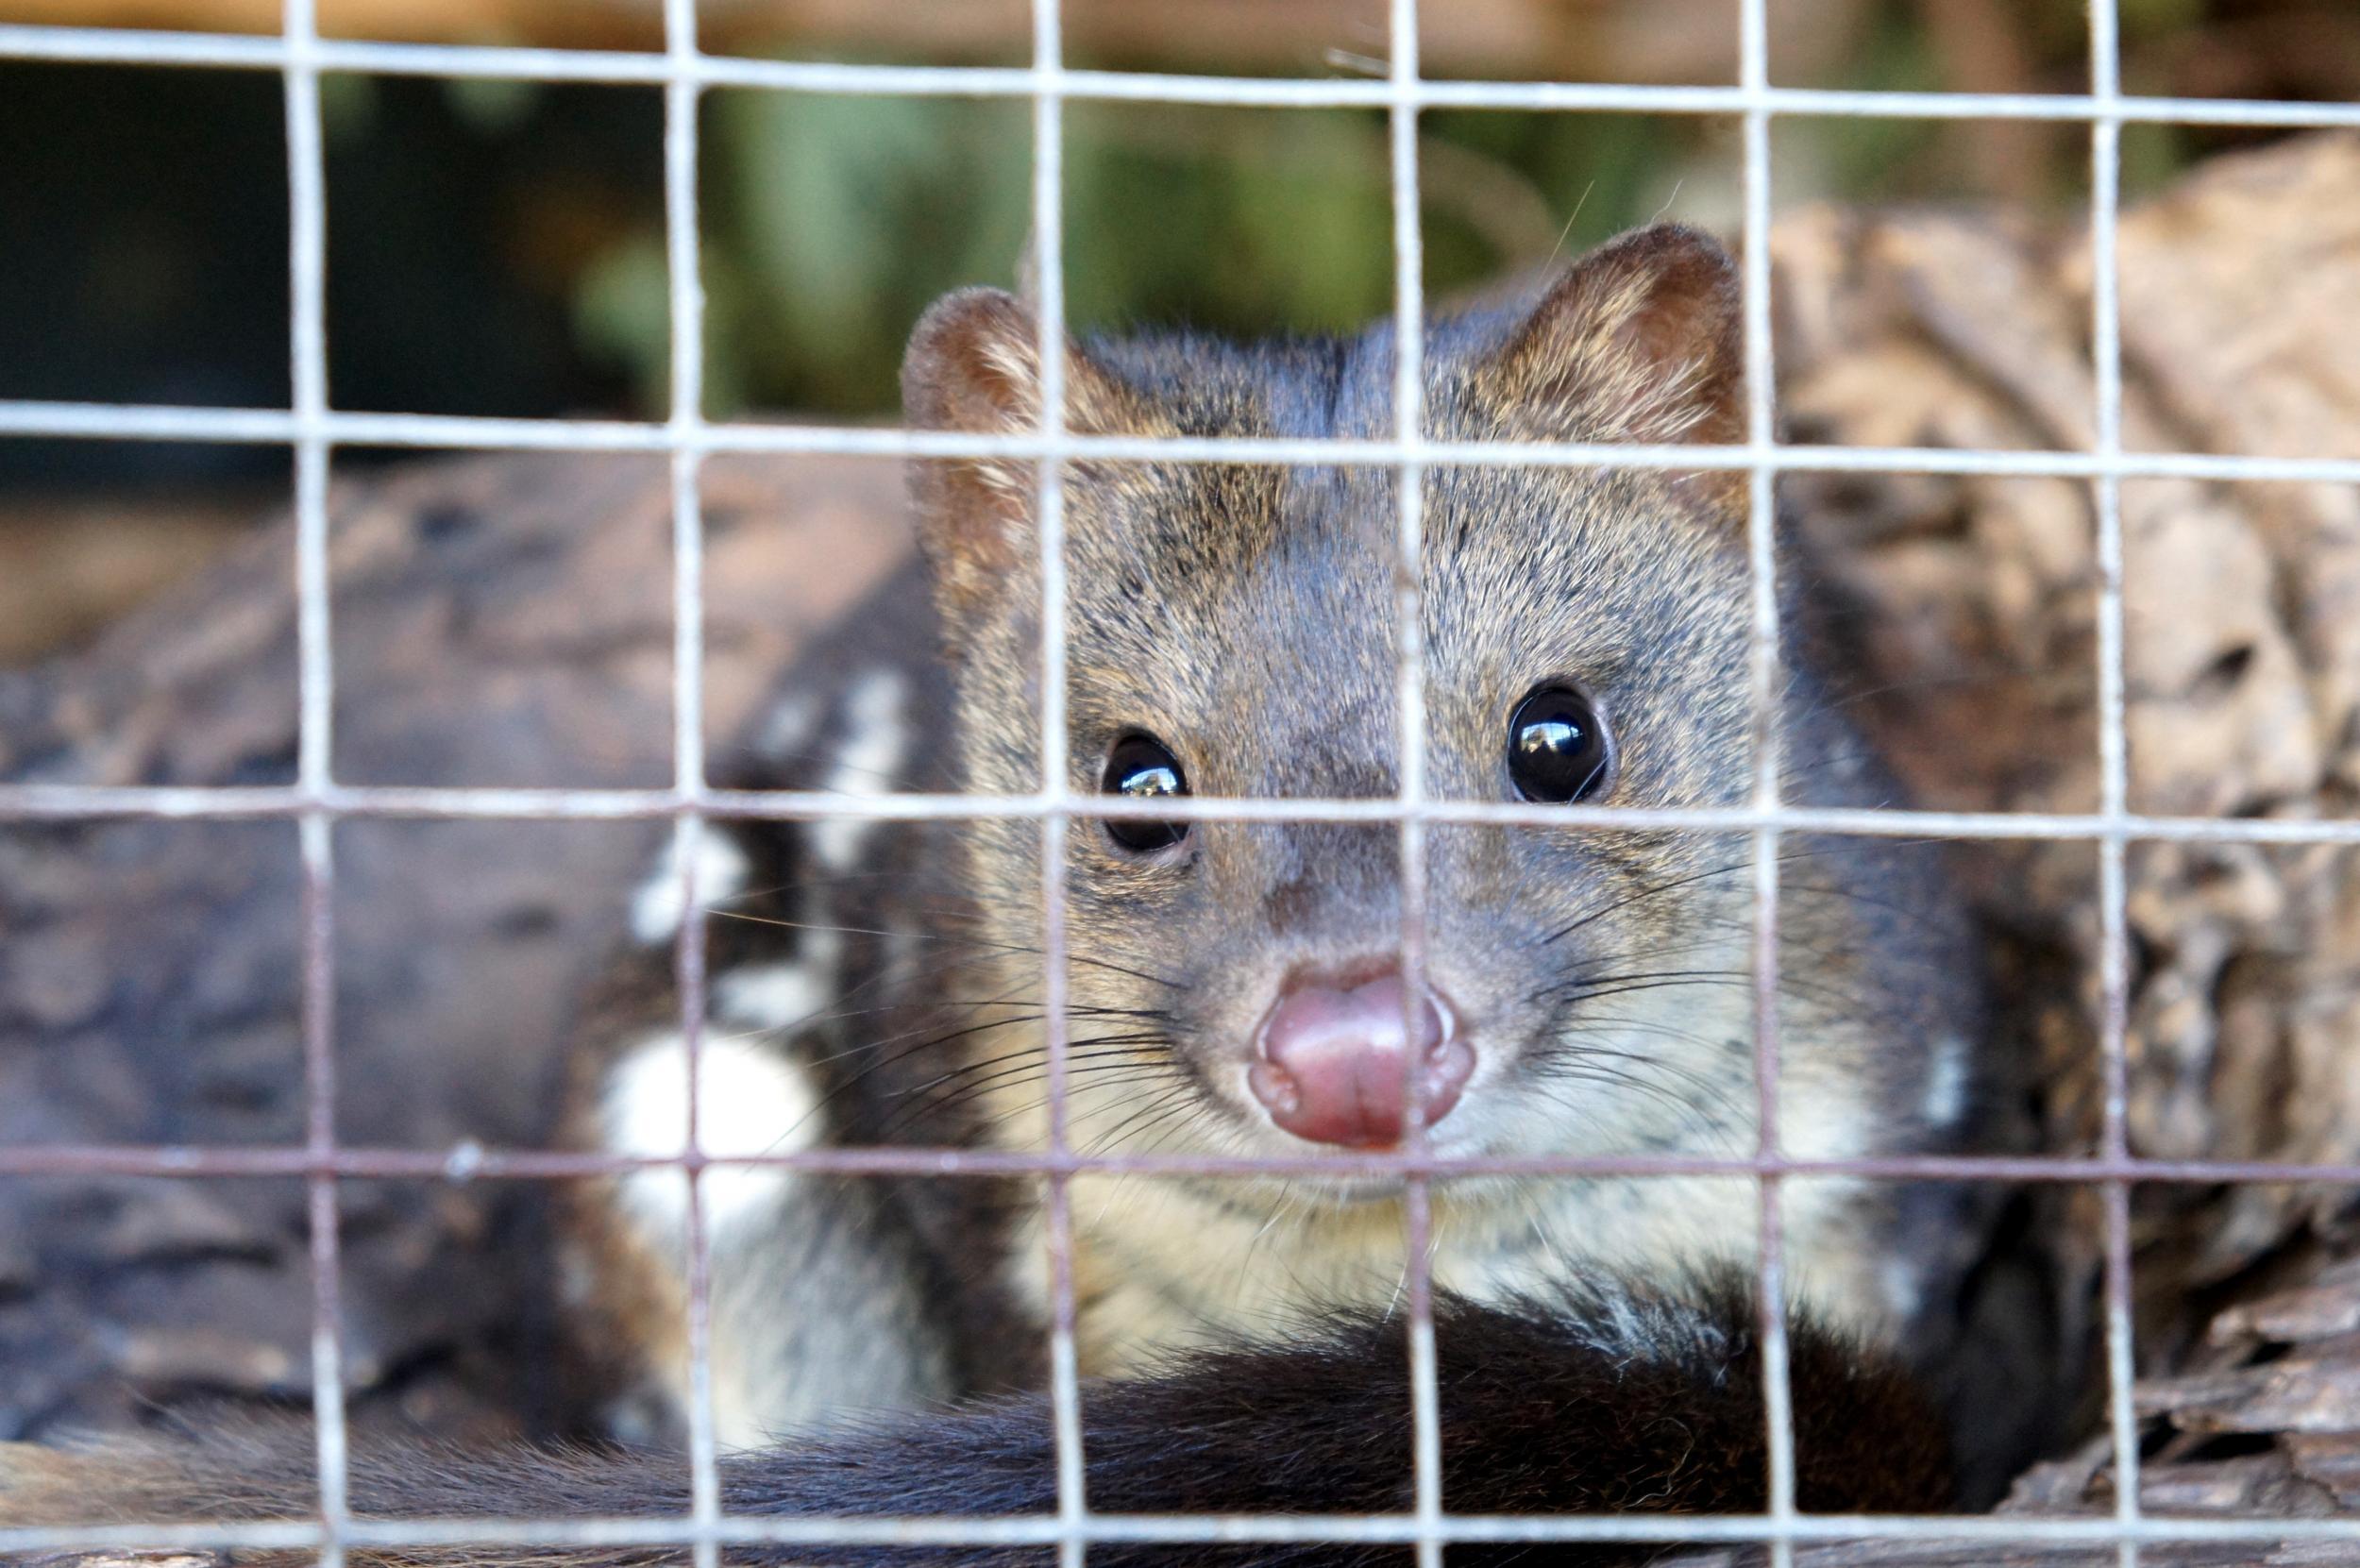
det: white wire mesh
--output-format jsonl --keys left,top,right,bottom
{"left": 1379, "top": 8, "right": 1446, "bottom": 1567}
{"left": 1736, "top": 4, "right": 1797, "bottom": 1561}
{"left": 0, "top": 0, "right": 2353, "bottom": 1560}
{"left": 2082, "top": 7, "right": 2145, "bottom": 1565}
{"left": 278, "top": 0, "right": 351, "bottom": 1560}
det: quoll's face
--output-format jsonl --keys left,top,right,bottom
{"left": 903, "top": 229, "right": 1901, "bottom": 1195}
{"left": 957, "top": 448, "right": 1768, "bottom": 1176}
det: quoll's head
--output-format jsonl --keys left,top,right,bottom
{"left": 901, "top": 226, "right": 1885, "bottom": 1187}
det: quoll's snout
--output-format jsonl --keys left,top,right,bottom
{"left": 1248, "top": 967, "right": 1473, "bottom": 1147}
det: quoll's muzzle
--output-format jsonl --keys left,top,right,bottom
{"left": 1248, "top": 966, "right": 1472, "bottom": 1147}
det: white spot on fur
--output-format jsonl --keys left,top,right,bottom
{"left": 558, "top": 1250, "right": 596, "bottom": 1310}
{"left": 1920, "top": 1034, "right": 1970, "bottom": 1127}
{"left": 716, "top": 962, "right": 834, "bottom": 1031}
{"left": 630, "top": 831, "right": 750, "bottom": 945}
{"left": 801, "top": 919, "right": 847, "bottom": 974}
{"left": 1880, "top": 1254, "right": 1927, "bottom": 1324}
{"left": 811, "top": 668, "right": 909, "bottom": 872}
{"left": 752, "top": 690, "right": 825, "bottom": 761}
{"left": 600, "top": 1033, "right": 822, "bottom": 1237}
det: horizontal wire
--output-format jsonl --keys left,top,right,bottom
{"left": 14, "top": 1509, "right": 2360, "bottom": 1556}
{"left": 7, "top": 781, "right": 2360, "bottom": 848}
{"left": 2, "top": 1143, "right": 2357, "bottom": 1184}
{"left": 3, "top": 396, "right": 2357, "bottom": 485}
{"left": 4, "top": 22, "right": 2360, "bottom": 130}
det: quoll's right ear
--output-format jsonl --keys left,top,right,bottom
{"left": 1477, "top": 223, "right": 1746, "bottom": 511}
{"left": 901, "top": 288, "right": 1152, "bottom": 631}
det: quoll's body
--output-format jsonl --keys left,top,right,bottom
{"left": 0, "top": 227, "right": 2028, "bottom": 1563}
{"left": 571, "top": 223, "right": 1995, "bottom": 1443}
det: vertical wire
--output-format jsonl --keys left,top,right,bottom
{"left": 661, "top": 0, "right": 720, "bottom": 1562}
{"left": 1386, "top": 4, "right": 1443, "bottom": 1566}
{"left": 281, "top": 0, "right": 346, "bottom": 1560}
{"left": 1738, "top": 0, "right": 1795, "bottom": 1560}
{"left": 1030, "top": 1, "right": 1087, "bottom": 1561}
{"left": 672, "top": 809, "right": 718, "bottom": 1568}
{"left": 2086, "top": 1, "right": 2141, "bottom": 1562}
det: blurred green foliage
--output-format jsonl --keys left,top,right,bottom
{"left": 704, "top": 92, "right": 1033, "bottom": 413}
{"left": 562, "top": 0, "right": 2330, "bottom": 422}
{"left": 1, "top": 0, "right": 2335, "bottom": 485}
{"left": 576, "top": 86, "right": 1721, "bottom": 419}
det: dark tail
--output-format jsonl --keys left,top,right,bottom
{"left": 0, "top": 1273, "right": 1952, "bottom": 1567}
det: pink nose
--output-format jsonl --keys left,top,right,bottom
{"left": 1247, "top": 969, "right": 1473, "bottom": 1147}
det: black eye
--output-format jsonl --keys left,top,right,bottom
{"left": 1102, "top": 733, "right": 1190, "bottom": 854}
{"left": 1508, "top": 684, "right": 1615, "bottom": 803}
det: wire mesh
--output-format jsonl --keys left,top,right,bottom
{"left": 0, "top": 0, "right": 2354, "bottom": 1560}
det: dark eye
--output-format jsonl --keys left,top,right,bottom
{"left": 1508, "top": 684, "right": 1615, "bottom": 803}
{"left": 1102, "top": 733, "right": 1190, "bottom": 854}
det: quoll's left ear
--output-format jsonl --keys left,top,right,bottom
{"left": 1479, "top": 223, "right": 1745, "bottom": 482}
